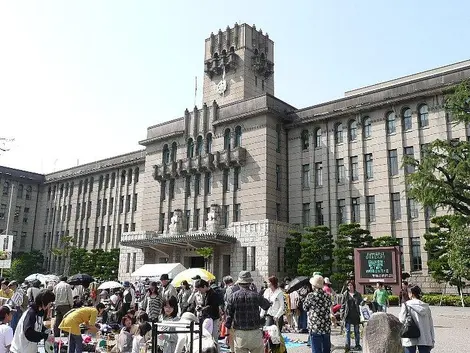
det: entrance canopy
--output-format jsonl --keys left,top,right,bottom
{"left": 131, "top": 263, "right": 186, "bottom": 279}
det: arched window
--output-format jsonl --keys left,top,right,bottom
{"left": 162, "top": 144, "right": 170, "bottom": 164}
{"left": 17, "top": 184, "right": 24, "bottom": 199}
{"left": 196, "top": 136, "right": 203, "bottom": 155}
{"left": 349, "top": 120, "right": 357, "bottom": 141}
{"left": 418, "top": 104, "right": 429, "bottom": 128}
{"left": 128, "top": 168, "right": 133, "bottom": 184}
{"left": 206, "top": 133, "right": 213, "bottom": 154}
{"left": 134, "top": 167, "right": 140, "bottom": 183}
{"left": 386, "top": 111, "right": 396, "bottom": 134}
{"left": 171, "top": 142, "right": 177, "bottom": 162}
{"left": 402, "top": 108, "right": 412, "bottom": 131}
{"left": 25, "top": 185, "right": 32, "bottom": 200}
{"left": 335, "top": 123, "right": 343, "bottom": 144}
{"left": 224, "top": 129, "right": 231, "bottom": 150}
{"left": 301, "top": 130, "right": 309, "bottom": 150}
{"left": 363, "top": 117, "right": 371, "bottom": 138}
{"left": 314, "top": 128, "right": 322, "bottom": 148}
{"left": 234, "top": 126, "right": 242, "bottom": 147}
{"left": 187, "top": 138, "right": 195, "bottom": 158}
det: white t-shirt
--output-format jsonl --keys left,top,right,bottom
{"left": 0, "top": 324, "right": 14, "bottom": 353}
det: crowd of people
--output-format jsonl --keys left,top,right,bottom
{"left": 0, "top": 272, "right": 436, "bottom": 353}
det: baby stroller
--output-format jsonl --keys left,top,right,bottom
{"left": 263, "top": 325, "right": 287, "bottom": 353}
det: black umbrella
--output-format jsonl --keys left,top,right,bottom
{"left": 68, "top": 273, "right": 94, "bottom": 285}
{"left": 287, "top": 276, "right": 310, "bottom": 294}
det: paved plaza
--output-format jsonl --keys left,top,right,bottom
{"left": 285, "top": 306, "right": 470, "bottom": 353}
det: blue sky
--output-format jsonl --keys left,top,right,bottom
{"left": 1, "top": 1, "right": 469, "bottom": 173}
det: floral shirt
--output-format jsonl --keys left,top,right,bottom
{"left": 303, "top": 288, "right": 332, "bottom": 334}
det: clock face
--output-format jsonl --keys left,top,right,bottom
{"left": 217, "top": 80, "right": 227, "bottom": 95}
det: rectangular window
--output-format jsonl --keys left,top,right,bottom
{"left": 411, "top": 237, "right": 423, "bottom": 271}
{"left": 82, "top": 203, "right": 86, "bottom": 219}
{"left": 97, "top": 199, "right": 102, "bottom": 217}
{"left": 62, "top": 206, "right": 67, "bottom": 221}
{"left": 223, "top": 205, "right": 229, "bottom": 228}
{"left": 119, "top": 196, "right": 124, "bottom": 213}
{"left": 23, "top": 207, "right": 29, "bottom": 224}
{"left": 276, "top": 165, "right": 281, "bottom": 190}
{"left": 302, "top": 203, "right": 310, "bottom": 227}
{"left": 126, "top": 253, "right": 131, "bottom": 273}
{"left": 315, "top": 162, "right": 323, "bottom": 186}
{"left": 76, "top": 203, "right": 80, "bottom": 220}
{"left": 105, "top": 174, "right": 109, "bottom": 189}
{"left": 185, "top": 210, "right": 191, "bottom": 231}
{"left": 251, "top": 246, "right": 256, "bottom": 271}
{"left": 14, "top": 206, "right": 21, "bottom": 222}
{"left": 205, "top": 173, "right": 212, "bottom": 195}
{"left": 365, "top": 153, "right": 373, "bottom": 180}
{"left": 302, "top": 164, "right": 310, "bottom": 188}
{"left": 391, "top": 192, "right": 401, "bottom": 220}
{"left": 109, "top": 197, "right": 114, "bottom": 214}
{"left": 234, "top": 204, "right": 241, "bottom": 222}
{"left": 242, "top": 247, "right": 247, "bottom": 270}
{"left": 103, "top": 199, "right": 107, "bottom": 216}
{"left": 315, "top": 201, "right": 324, "bottom": 225}
{"left": 408, "top": 198, "right": 419, "bottom": 219}
{"left": 186, "top": 176, "right": 192, "bottom": 196}
{"left": 195, "top": 174, "right": 201, "bottom": 196}
{"left": 337, "top": 199, "right": 346, "bottom": 224}
{"left": 133, "top": 193, "right": 138, "bottom": 212}
{"left": 350, "top": 156, "right": 359, "bottom": 181}
{"left": 194, "top": 209, "right": 200, "bottom": 230}
{"left": 126, "top": 194, "right": 131, "bottom": 213}
{"left": 336, "top": 158, "right": 345, "bottom": 183}
{"left": 234, "top": 167, "right": 241, "bottom": 190}
{"left": 276, "top": 203, "right": 281, "bottom": 221}
{"left": 131, "top": 223, "right": 136, "bottom": 231}
{"left": 160, "top": 180, "right": 166, "bottom": 201}
{"left": 404, "top": 146, "right": 415, "bottom": 174}
{"left": 169, "top": 180, "right": 175, "bottom": 199}
{"left": 132, "top": 252, "right": 137, "bottom": 273}
{"left": 159, "top": 213, "right": 165, "bottom": 233}
{"left": 124, "top": 223, "right": 129, "bottom": 232}
{"left": 366, "top": 196, "right": 376, "bottom": 223}
{"left": 67, "top": 205, "right": 71, "bottom": 221}
{"left": 388, "top": 149, "right": 399, "bottom": 176}
{"left": 223, "top": 170, "right": 229, "bottom": 193}
{"left": 351, "top": 197, "right": 360, "bottom": 223}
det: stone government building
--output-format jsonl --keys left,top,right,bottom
{"left": 1, "top": 23, "right": 470, "bottom": 289}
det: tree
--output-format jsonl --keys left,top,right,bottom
{"left": 332, "top": 223, "right": 373, "bottom": 287}
{"left": 372, "top": 236, "right": 400, "bottom": 247}
{"left": 51, "top": 235, "right": 75, "bottom": 275}
{"left": 195, "top": 247, "right": 213, "bottom": 270}
{"left": 69, "top": 248, "right": 120, "bottom": 280}
{"left": 9, "top": 251, "right": 45, "bottom": 282}
{"left": 285, "top": 230, "right": 302, "bottom": 277}
{"left": 297, "top": 226, "right": 333, "bottom": 277}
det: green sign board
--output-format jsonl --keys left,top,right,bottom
{"left": 359, "top": 250, "right": 394, "bottom": 279}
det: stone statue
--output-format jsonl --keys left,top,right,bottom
{"left": 169, "top": 209, "right": 183, "bottom": 235}
{"left": 206, "top": 204, "right": 221, "bottom": 232}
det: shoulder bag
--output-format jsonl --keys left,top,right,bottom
{"left": 400, "top": 304, "right": 421, "bottom": 338}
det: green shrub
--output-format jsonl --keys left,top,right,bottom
{"left": 363, "top": 294, "right": 399, "bottom": 306}
{"left": 422, "top": 294, "right": 470, "bottom": 306}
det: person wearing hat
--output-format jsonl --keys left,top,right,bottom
{"left": 0, "top": 305, "right": 15, "bottom": 353}
{"left": 303, "top": 274, "right": 333, "bottom": 353}
{"left": 225, "top": 271, "right": 270, "bottom": 353}
{"left": 8, "top": 281, "right": 24, "bottom": 333}
{"left": 322, "top": 277, "right": 335, "bottom": 297}
{"left": 160, "top": 274, "right": 177, "bottom": 301}
{"left": 0, "top": 280, "right": 13, "bottom": 299}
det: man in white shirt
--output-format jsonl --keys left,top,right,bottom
{"left": 8, "top": 281, "right": 24, "bottom": 333}
{"left": 53, "top": 276, "right": 73, "bottom": 337}
{"left": 0, "top": 304, "right": 14, "bottom": 353}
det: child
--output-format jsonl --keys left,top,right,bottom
{"left": 0, "top": 305, "right": 14, "bottom": 353}
{"left": 158, "top": 297, "right": 179, "bottom": 353}
{"left": 132, "top": 323, "right": 151, "bottom": 353}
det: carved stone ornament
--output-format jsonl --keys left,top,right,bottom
{"left": 169, "top": 209, "right": 183, "bottom": 235}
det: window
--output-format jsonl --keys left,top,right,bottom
{"left": 14, "top": 206, "right": 21, "bottom": 222}
{"left": 276, "top": 125, "right": 282, "bottom": 152}
{"left": 335, "top": 123, "right": 343, "bottom": 144}
{"left": 391, "top": 192, "right": 401, "bottom": 220}
{"left": 337, "top": 199, "right": 346, "bottom": 224}
{"left": 185, "top": 210, "right": 191, "bottom": 231}
{"left": 128, "top": 169, "right": 133, "bottom": 184}
{"left": 104, "top": 174, "right": 109, "bottom": 189}
{"left": 171, "top": 142, "right": 178, "bottom": 162}
{"left": 302, "top": 203, "right": 310, "bottom": 227}
{"left": 223, "top": 205, "right": 229, "bottom": 228}
{"left": 349, "top": 120, "right": 357, "bottom": 141}
{"left": 234, "top": 204, "right": 241, "bottom": 222}
{"left": 387, "top": 111, "right": 396, "bottom": 134}
{"left": 186, "top": 176, "right": 192, "bottom": 196}
{"left": 403, "top": 108, "right": 412, "bottom": 131}
{"left": 350, "top": 156, "right": 358, "bottom": 181}
{"left": 206, "top": 133, "right": 213, "bottom": 154}
{"left": 103, "top": 199, "right": 107, "bottom": 216}
{"left": 160, "top": 180, "right": 167, "bottom": 201}
{"left": 224, "top": 128, "right": 231, "bottom": 150}
{"left": 159, "top": 213, "right": 165, "bottom": 233}
{"left": 366, "top": 196, "right": 376, "bottom": 223}
{"left": 76, "top": 203, "right": 80, "bottom": 220}
{"left": 315, "top": 162, "right": 323, "bottom": 186}
{"left": 134, "top": 168, "right": 140, "bottom": 183}
{"left": 411, "top": 238, "right": 423, "bottom": 271}
{"left": 363, "top": 117, "right": 371, "bottom": 138}
{"left": 336, "top": 158, "right": 345, "bottom": 183}
{"left": 187, "top": 138, "right": 194, "bottom": 158}
{"left": 194, "top": 209, "right": 200, "bottom": 230}
{"left": 119, "top": 196, "right": 124, "bottom": 213}
{"left": 169, "top": 180, "right": 175, "bottom": 199}
{"left": 87, "top": 201, "right": 91, "bottom": 219}
{"left": 302, "top": 164, "right": 310, "bottom": 188}
{"left": 301, "top": 130, "right": 309, "bottom": 150}
{"left": 195, "top": 174, "right": 201, "bottom": 196}
{"left": 196, "top": 136, "right": 203, "bottom": 156}
{"left": 223, "top": 170, "right": 229, "bottom": 193}
{"left": 205, "top": 173, "right": 212, "bottom": 195}
{"left": 251, "top": 247, "right": 256, "bottom": 271}
{"left": 314, "top": 128, "right": 322, "bottom": 148}
{"left": 234, "top": 126, "right": 242, "bottom": 147}
{"left": 315, "top": 202, "right": 324, "bottom": 225}
{"left": 81, "top": 203, "right": 86, "bottom": 219}
{"left": 351, "top": 198, "right": 360, "bottom": 223}
{"left": 276, "top": 165, "right": 281, "bottom": 190}
{"left": 162, "top": 144, "right": 170, "bottom": 163}
{"left": 109, "top": 197, "right": 114, "bottom": 214}
{"left": 234, "top": 167, "right": 241, "bottom": 190}
{"left": 126, "top": 195, "right": 131, "bottom": 213}
{"left": 364, "top": 153, "right": 373, "bottom": 180}
{"left": 133, "top": 193, "right": 138, "bottom": 212}
{"left": 67, "top": 204, "right": 71, "bottom": 220}
{"left": 23, "top": 208, "right": 30, "bottom": 224}
{"left": 17, "top": 184, "right": 23, "bottom": 198}
{"left": 0, "top": 204, "right": 6, "bottom": 220}
{"left": 121, "top": 170, "right": 126, "bottom": 185}
{"left": 111, "top": 172, "right": 116, "bottom": 188}
{"left": 26, "top": 185, "right": 32, "bottom": 200}
{"left": 388, "top": 149, "right": 398, "bottom": 176}
{"left": 124, "top": 223, "right": 129, "bottom": 232}
{"left": 408, "top": 198, "right": 419, "bottom": 219}
{"left": 418, "top": 104, "right": 429, "bottom": 128}
{"left": 242, "top": 247, "right": 247, "bottom": 270}
{"left": 404, "top": 146, "right": 415, "bottom": 174}
{"left": 420, "top": 143, "right": 430, "bottom": 159}
{"left": 3, "top": 181, "right": 10, "bottom": 196}
{"left": 131, "top": 223, "right": 136, "bottom": 231}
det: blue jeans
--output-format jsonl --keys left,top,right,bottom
{"left": 404, "top": 346, "right": 432, "bottom": 353}
{"left": 310, "top": 333, "right": 331, "bottom": 353}
{"left": 68, "top": 333, "right": 83, "bottom": 353}
{"left": 10, "top": 309, "right": 22, "bottom": 333}
{"left": 298, "top": 308, "right": 307, "bottom": 330}
{"left": 378, "top": 304, "right": 388, "bottom": 312}
{"left": 345, "top": 322, "right": 360, "bottom": 348}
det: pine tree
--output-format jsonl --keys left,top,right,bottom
{"left": 297, "top": 226, "right": 333, "bottom": 277}
{"left": 285, "top": 230, "right": 302, "bottom": 277}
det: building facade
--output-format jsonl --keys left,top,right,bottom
{"left": 1, "top": 23, "right": 470, "bottom": 290}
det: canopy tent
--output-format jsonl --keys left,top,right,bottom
{"left": 131, "top": 263, "right": 186, "bottom": 279}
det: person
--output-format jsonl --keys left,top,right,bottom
{"left": 0, "top": 305, "right": 15, "bottom": 353}
{"left": 140, "top": 282, "right": 162, "bottom": 322}
{"left": 259, "top": 281, "right": 268, "bottom": 296}
{"left": 53, "top": 276, "right": 74, "bottom": 337}
{"left": 363, "top": 312, "right": 403, "bottom": 353}
{"left": 340, "top": 281, "right": 363, "bottom": 352}
{"left": 160, "top": 274, "right": 177, "bottom": 301}
{"left": 158, "top": 296, "right": 179, "bottom": 353}
{"left": 373, "top": 282, "right": 389, "bottom": 312}
{"left": 117, "top": 315, "right": 133, "bottom": 353}
{"left": 194, "top": 279, "right": 221, "bottom": 342}
{"left": 297, "top": 283, "right": 311, "bottom": 333}
{"left": 303, "top": 275, "right": 332, "bottom": 353}
{"left": 260, "top": 276, "right": 285, "bottom": 331}
{"left": 132, "top": 322, "right": 152, "bottom": 353}
{"left": 0, "top": 280, "right": 13, "bottom": 299}
{"left": 177, "top": 280, "right": 192, "bottom": 314}
{"left": 11, "top": 289, "right": 55, "bottom": 353}
{"left": 122, "top": 282, "right": 133, "bottom": 314}
{"left": 26, "top": 281, "right": 41, "bottom": 303}
{"left": 225, "top": 271, "right": 270, "bottom": 353}
{"left": 400, "top": 281, "right": 410, "bottom": 305}
{"left": 58, "top": 303, "right": 106, "bottom": 353}
{"left": 322, "top": 278, "right": 335, "bottom": 296}
{"left": 399, "top": 285, "right": 435, "bottom": 353}
{"left": 7, "top": 281, "right": 24, "bottom": 333}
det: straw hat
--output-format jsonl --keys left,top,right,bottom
{"left": 310, "top": 274, "right": 324, "bottom": 289}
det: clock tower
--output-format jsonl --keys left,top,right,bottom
{"left": 202, "top": 23, "right": 274, "bottom": 106}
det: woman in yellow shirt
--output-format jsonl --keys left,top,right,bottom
{"left": 59, "top": 303, "right": 106, "bottom": 353}
{"left": 0, "top": 280, "right": 13, "bottom": 299}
